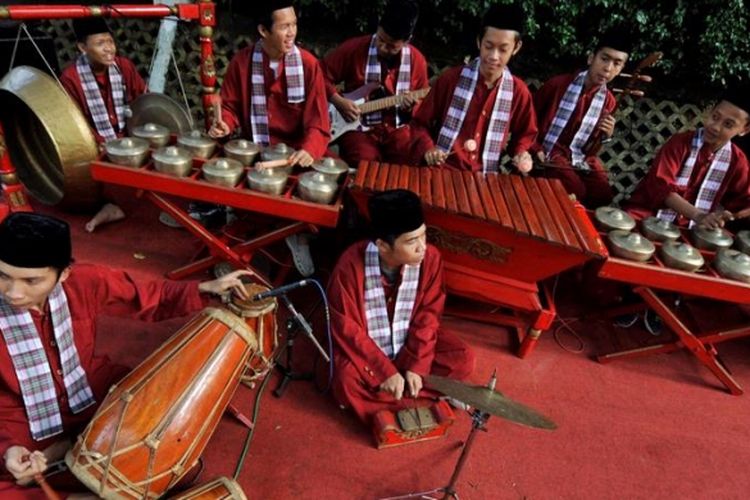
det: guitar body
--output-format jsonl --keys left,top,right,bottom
{"left": 329, "top": 82, "right": 381, "bottom": 143}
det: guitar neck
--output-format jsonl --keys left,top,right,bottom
{"left": 358, "top": 88, "right": 429, "bottom": 115}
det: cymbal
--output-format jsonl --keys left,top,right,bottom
{"left": 425, "top": 375, "right": 557, "bottom": 430}
{"left": 127, "top": 92, "right": 192, "bottom": 135}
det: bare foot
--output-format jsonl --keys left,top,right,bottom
{"left": 85, "top": 203, "right": 125, "bottom": 233}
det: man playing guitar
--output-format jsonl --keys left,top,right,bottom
{"left": 322, "top": 0, "right": 428, "bottom": 166}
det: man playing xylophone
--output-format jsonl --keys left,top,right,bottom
{"left": 328, "top": 189, "right": 475, "bottom": 426}
{"left": 624, "top": 85, "right": 750, "bottom": 229}
{"left": 60, "top": 18, "right": 147, "bottom": 234}
{"left": 409, "top": 3, "right": 537, "bottom": 173}
{"left": 322, "top": 0, "right": 428, "bottom": 166}
{"left": 0, "top": 213, "right": 251, "bottom": 498}
{"left": 531, "top": 27, "right": 632, "bottom": 207}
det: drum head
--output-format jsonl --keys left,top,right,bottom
{"left": 127, "top": 92, "right": 193, "bottom": 135}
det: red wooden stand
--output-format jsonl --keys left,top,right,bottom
{"left": 372, "top": 400, "right": 456, "bottom": 449}
{"left": 90, "top": 158, "right": 345, "bottom": 281}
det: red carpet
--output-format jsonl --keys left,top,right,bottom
{"left": 32, "top": 192, "right": 750, "bottom": 499}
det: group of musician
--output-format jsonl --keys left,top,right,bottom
{"left": 2, "top": 0, "right": 750, "bottom": 496}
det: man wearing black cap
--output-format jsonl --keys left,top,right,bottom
{"left": 410, "top": 3, "right": 537, "bottom": 173}
{"left": 322, "top": 0, "right": 429, "bottom": 166}
{"left": 328, "top": 189, "right": 474, "bottom": 426}
{"left": 531, "top": 28, "right": 631, "bottom": 206}
{"left": 59, "top": 18, "right": 148, "bottom": 233}
{"left": 0, "top": 213, "right": 251, "bottom": 496}
{"left": 625, "top": 85, "right": 750, "bottom": 229}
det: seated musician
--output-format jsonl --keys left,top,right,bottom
{"left": 59, "top": 18, "right": 147, "bottom": 233}
{"left": 0, "top": 213, "right": 251, "bottom": 498}
{"left": 531, "top": 28, "right": 632, "bottom": 207}
{"left": 328, "top": 189, "right": 475, "bottom": 426}
{"left": 322, "top": 0, "right": 428, "bottom": 166}
{"left": 624, "top": 85, "right": 750, "bottom": 229}
{"left": 409, "top": 3, "right": 537, "bottom": 173}
{"left": 208, "top": 1, "right": 331, "bottom": 277}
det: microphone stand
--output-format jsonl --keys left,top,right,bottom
{"left": 274, "top": 293, "right": 330, "bottom": 398}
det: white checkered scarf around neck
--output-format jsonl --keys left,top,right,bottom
{"left": 363, "top": 34, "right": 412, "bottom": 127}
{"left": 541, "top": 71, "right": 607, "bottom": 170}
{"left": 0, "top": 283, "right": 95, "bottom": 441}
{"left": 657, "top": 128, "right": 733, "bottom": 227}
{"left": 75, "top": 54, "right": 125, "bottom": 142}
{"left": 435, "top": 59, "right": 514, "bottom": 174}
{"left": 250, "top": 40, "right": 305, "bottom": 146}
{"left": 363, "top": 242, "right": 421, "bottom": 359}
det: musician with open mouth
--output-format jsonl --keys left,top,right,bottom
{"left": 208, "top": 1, "right": 330, "bottom": 169}
{"left": 322, "top": 0, "right": 429, "bottom": 167}
{"left": 531, "top": 28, "right": 632, "bottom": 207}
{"left": 409, "top": 4, "right": 537, "bottom": 174}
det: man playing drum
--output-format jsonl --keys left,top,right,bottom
{"left": 409, "top": 4, "right": 537, "bottom": 173}
{"left": 624, "top": 85, "right": 750, "bottom": 229}
{"left": 0, "top": 213, "right": 251, "bottom": 498}
{"left": 531, "top": 28, "right": 632, "bottom": 207}
{"left": 322, "top": 0, "right": 428, "bottom": 166}
{"left": 60, "top": 18, "right": 148, "bottom": 234}
{"left": 328, "top": 189, "right": 475, "bottom": 426}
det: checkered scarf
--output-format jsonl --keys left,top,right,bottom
{"left": 250, "top": 40, "right": 305, "bottom": 146}
{"left": 363, "top": 242, "right": 421, "bottom": 359}
{"left": 542, "top": 71, "right": 607, "bottom": 170}
{"left": 0, "top": 284, "right": 95, "bottom": 441}
{"left": 436, "top": 59, "right": 514, "bottom": 173}
{"left": 363, "top": 34, "right": 412, "bottom": 127}
{"left": 76, "top": 54, "right": 125, "bottom": 142}
{"left": 657, "top": 128, "right": 733, "bottom": 227}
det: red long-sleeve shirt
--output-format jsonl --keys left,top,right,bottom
{"left": 328, "top": 241, "right": 445, "bottom": 387}
{"left": 322, "top": 35, "right": 429, "bottom": 127}
{"left": 532, "top": 72, "right": 616, "bottom": 170}
{"left": 409, "top": 65, "right": 537, "bottom": 171}
{"left": 218, "top": 44, "right": 331, "bottom": 158}
{"left": 0, "top": 264, "right": 205, "bottom": 488}
{"left": 59, "top": 55, "right": 147, "bottom": 144}
{"left": 625, "top": 131, "right": 750, "bottom": 222}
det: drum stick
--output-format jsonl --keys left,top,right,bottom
{"left": 34, "top": 473, "right": 62, "bottom": 500}
{"left": 254, "top": 158, "right": 292, "bottom": 170}
{"left": 734, "top": 207, "right": 750, "bottom": 220}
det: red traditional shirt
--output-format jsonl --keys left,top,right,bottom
{"left": 532, "top": 72, "right": 617, "bottom": 171}
{"left": 409, "top": 65, "right": 538, "bottom": 171}
{"left": 625, "top": 131, "right": 750, "bottom": 222}
{"left": 59, "top": 55, "right": 147, "bottom": 144}
{"left": 328, "top": 241, "right": 445, "bottom": 387}
{"left": 322, "top": 35, "right": 429, "bottom": 127}
{"left": 218, "top": 44, "right": 331, "bottom": 158}
{"left": 0, "top": 263, "right": 205, "bottom": 478}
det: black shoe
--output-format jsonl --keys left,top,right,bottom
{"left": 643, "top": 310, "right": 663, "bottom": 336}
{"left": 613, "top": 313, "right": 639, "bottom": 328}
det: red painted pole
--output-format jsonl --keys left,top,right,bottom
{"left": 0, "top": 123, "right": 33, "bottom": 216}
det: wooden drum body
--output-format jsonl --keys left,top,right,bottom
{"left": 66, "top": 308, "right": 258, "bottom": 499}
{"left": 228, "top": 284, "right": 279, "bottom": 383}
{"left": 170, "top": 476, "right": 247, "bottom": 500}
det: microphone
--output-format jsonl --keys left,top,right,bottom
{"left": 253, "top": 279, "right": 312, "bottom": 301}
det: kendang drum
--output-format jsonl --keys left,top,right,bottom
{"left": 66, "top": 308, "right": 258, "bottom": 499}
{"left": 227, "top": 283, "right": 279, "bottom": 384}
{"left": 170, "top": 476, "right": 247, "bottom": 500}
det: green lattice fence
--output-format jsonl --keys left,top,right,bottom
{"left": 38, "top": 19, "right": 705, "bottom": 203}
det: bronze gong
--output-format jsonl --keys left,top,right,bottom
{"left": 0, "top": 66, "right": 99, "bottom": 208}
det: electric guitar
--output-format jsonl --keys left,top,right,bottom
{"left": 329, "top": 82, "right": 430, "bottom": 142}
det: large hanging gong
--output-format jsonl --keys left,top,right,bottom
{"left": 0, "top": 66, "right": 99, "bottom": 208}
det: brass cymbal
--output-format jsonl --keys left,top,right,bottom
{"left": 426, "top": 375, "right": 557, "bottom": 430}
{"left": 127, "top": 92, "right": 192, "bottom": 135}
{"left": 0, "top": 66, "right": 99, "bottom": 208}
